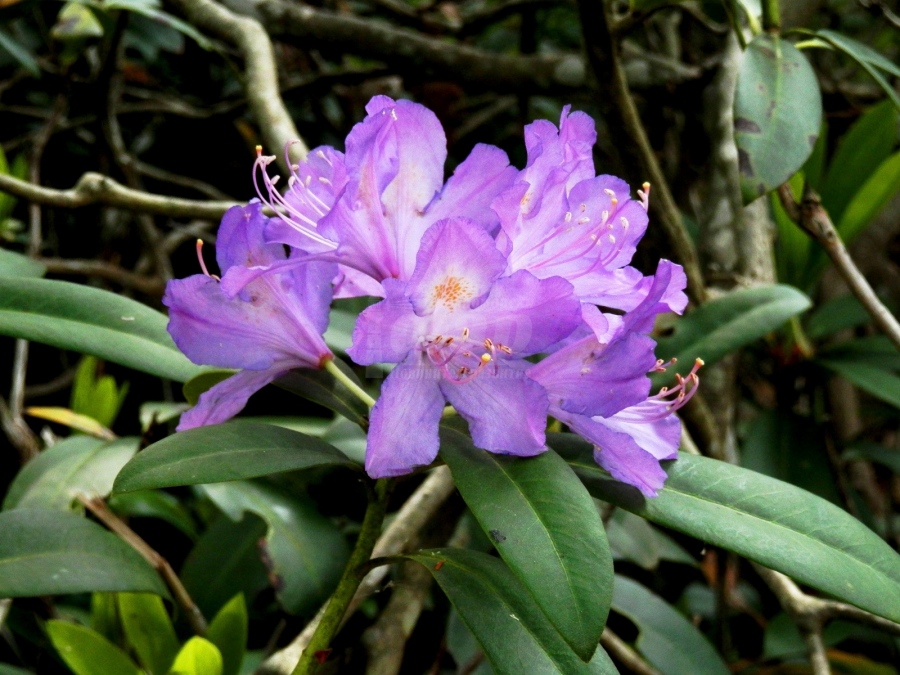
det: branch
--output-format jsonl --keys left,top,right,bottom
{"left": 0, "top": 171, "right": 235, "bottom": 219}
{"left": 40, "top": 258, "right": 165, "bottom": 295}
{"left": 576, "top": 0, "right": 706, "bottom": 306}
{"left": 78, "top": 495, "right": 208, "bottom": 636}
{"left": 168, "top": 0, "right": 307, "bottom": 164}
{"left": 777, "top": 183, "right": 900, "bottom": 353}
{"left": 601, "top": 628, "right": 661, "bottom": 675}
{"left": 257, "top": 466, "right": 456, "bottom": 675}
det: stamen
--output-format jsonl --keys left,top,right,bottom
{"left": 195, "top": 239, "right": 219, "bottom": 280}
{"left": 638, "top": 182, "right": 651, "bottom": 211}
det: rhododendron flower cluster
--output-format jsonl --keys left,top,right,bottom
{"left": 164, "top": 95, "right": 699, "bottom": 497}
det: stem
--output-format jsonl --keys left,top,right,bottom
{"left": 761, "top": 0, "right": 781, "bottom": 33}
{"left": 291, "top": 479, "right": 392, "bottom": 674}
{"left": 324, "top": 359, "right": 377, "bottom": 408}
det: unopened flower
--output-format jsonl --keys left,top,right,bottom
{"left": 164, "top": 203, "right": 336, "bottom": 430}
{"left": 348, "top": 218, "right": 582, "bottom": 477}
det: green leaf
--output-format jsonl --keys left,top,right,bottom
{"left": 180, "top": 513, "right": 269, "bottom": 620}
{"left": 109, "top": 490, "right": 199, "bottom": 539}
{"left": 0, "top": 27, "right": 40, "bottom": 77}
{"left": 612, "top": 576, "right": 729, "bottom": 675}
{"left": 0, "top": 277, "right": 204, "bottom": 382}
{"left": 844, "top": 442, "right": 900, "bottom": 475}
{"left": 0, "top": 248, "right": 45, "bottom": 278}
{"left": 409, "top": 549, "right": 618, "bottom": 675}
{"left": 0, "top": 509, "right": 167, "bottom": 597}
{"left": 200, "top": 481, "right": 349, "bottom": 614}
{"left": 206, "top": 594, "right": 247, "bottom": 675}
{"left": 274, "top": 359, "right": 370, "bottom": 427}
{"left": 51, "top": 2, "right": 104, "bottom": 41}
{"left": 817, "top": 358, "right": 900, "bottom": 410}
{"left": 167, "top": 637, "right": 223, "bottom": 675}
{"left": 98, "top": 0, "right": 213, "bottom": 50}
{"left": 0, "top": 664, "right": 34, "bottom": 675}
{"left": 553, "top": 434, "right": 900, "bottom": 625}
{"left": 182, "top": 370, "right": 234, "bottom": 406}
{"left": 47, "top": 621, "right": 141, "bottom": 675}
{"left": 3, "top": 436, "right": 139, "bottom": 511}
{"left": 113, "top": 421, "right": 358, "bottom": 494}
{"left": 734, "top": 34, "right": 822, "bottom": 203}
{"left": 323, "top": 307, "right": 357, "bottom": 354}
{"left": 837, "top": 152, "right": 900, "bottom": 245}
{"left": 821, "top": 101, "right": 898, "bottom": 223}
{"left": 654, "top": 284, "right": 811, "bottom": 380}
{"left": 117, "top": 593, "right": 180, "bottom": 675}
{"left": 71, "top": 356, "right": 129, "bottom": 428}
{"left": 805, "top": 294, "right": 870, "bottom": 340}
{"left": 439, "top": 429, "right": 612, "bottom": 661}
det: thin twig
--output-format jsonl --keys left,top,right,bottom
{"left": 777, "top": 183, "right": 900, "bottom": 353}
{"left": 601, "top": 628, "right": 661, "bottom": 675}
{"left": 169, "top": 0, "right": 306, "bottom": 165}
{"left": 257, "top": 466, "right": 457, "bottom": 675}
{"left": 0, "top": 171, "right": 235, "bottom": 219}
{"left": 77, "top": 494, "right": 208, "bottom": 636}
{"left": 40, "top": 258, "right": 165, "bottom": 295}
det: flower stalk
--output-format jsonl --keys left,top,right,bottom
{"left": 324, "top": 358, "right": 377, "bottom": 408}
{"left": 291, "top": 478, "right": 392, "bottom": 674}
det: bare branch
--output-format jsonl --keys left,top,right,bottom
{"left": 0, "top": 171, "right": 235, "bottom": 219}
{"left": 78, "top": 494, "right": 208, "bottom": 636}
{"left": 256, "top": 466, "right": 456, "bottom": 675}
{"left": 169, "top": 0, "right": 307, "bottom": 163}
{"left": 41, "top": 258, "right": 165, "bottom": 296}
{"left": 601, "top": 628, "right": 661, "bottom": 675}
{"left": 777, "top": 183, "right": 900, "bottom": 353}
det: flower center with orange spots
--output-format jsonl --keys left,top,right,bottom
{"left": 431, "top": 276, "right": 472, "bottom": 311}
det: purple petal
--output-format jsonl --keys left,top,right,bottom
{"left": 529, "top": 332, "right": 656, "bottom": 418}
{"left": 366, "top": 355, "right": 445, "bottom": 477}
{"left": 177, "top": 368, "right": 283, "bottom": 431}
{"left": 440, "top": 362, "right": 548, "bottom": 456}
{"left": 347, "top": 279, "right": 422, "bottom": 365}
{"left": 425, "top": 144, "right": 517, "bottom": 232}
{"left": 623, "top": 260, "right": 688, "bottom": 334}
{"left": 464, "top": 270, "right": 581, "bottom": 355}
{"left": 216, "top": 203, "right": 286, "bottom": 273}
{"left": 407, "top": 219, "right": 507, "bottom": 316}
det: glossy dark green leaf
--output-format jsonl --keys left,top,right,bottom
{"left": 654, "top": 284, "right": 811, "bottom": 380}
{"left": 0, "top": 248, "right": 45, "bottom": 278}
{"left": 4, "top": 436, "right": 139, "bottom": 511}
{"left": 114, "top": 421, "right": 358, "bottom": 494}
{"left": 409, "top": 549, "right": 618, "bottom": 675}
{"left": 821, "top": 101, "right": 899, "bottom": 223}
{"left": 117, "top": 593, "right": 179, "bottom": 675}
{"left": 167, "top": 637, "right": 222, "bottom": 675}
{"left": 813, "top": 30, "right": 900, "bottom": 110}
{"left": 817, "top": 335, "right": 900, "bottom": 370}
{"left": 612, "top": 576, "right": 728, "bottom": 675}
{"left": 606, "top": 510, "right": 695, "bottom": 569}
{"left": 440, "top": 429, "right": 612, "bottom": 660}
{"left": 182, "top": 370, "right": 234, "bottom": 406}
{"left": 201, "top": 480, "right": 349, "bottom": 614}
{"left": 805, "top": 294, "right": 870, "bottom": 340}
{"left": 0, "top": 277, "right": 204, "bottom": 382}
{"left": 180, "top": 513, "right": 269, "bottom": 620}
{"left": 817, "top": 357, "right": 900, "bottom": 410}
{"left": 108, "top": 490, "right": 199, "bottom": 539}
{"left": 47, "top": 621, "right": 141, "bottom": 675}
{"left": 734, "top": 34, "right": 822, "bottom": 203}
{"left": 274, "top": 358, "right": 370, "bottom": 427}
{"left": 553, "top": 434, "right": 900, "bottom": 624}
{"left": 206, "top": 594, "right": 247, "bottom": 675}
{"left": 0, "top": 509, "right": 166, "bottom": 597}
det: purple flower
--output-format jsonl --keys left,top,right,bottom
{"left": 347, "top": 217, "right": 582, "bottom": 477}
{"left": 249, "top": 96, "right": 518, "bottom": 296}
{"left": 529, "top": 264, "right": 701, "bottom": 497}
{"left": 492, "top": 107, "right": 686, "bottom": 317}
{"left": 164, "top": 203, "right": 336, "bottom": 430}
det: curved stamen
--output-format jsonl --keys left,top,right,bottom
{"left": 195, "top": 239, "right": 220, "bottom": 280}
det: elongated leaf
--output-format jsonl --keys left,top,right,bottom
{"left": 206, "top": 594, "right": 247, "bottom": 675}
{"left": 117, "top": 593, "right": 180, "bottom": 675}
{"left": 114, "top": 421, "right": 358, "bottom": 494}
{"left": 0, "top": 509, "right": 166, "bottom": 597}
{"left": 24, "top": 406, "right": 116, "bottom": 439}
{"left": 275, "top": 359, "right": 369, "bottom": 427}
{"left": 734, "top": 34, "right": 822, "bottom": 203}
{"left": 654, "top": 284, "right": 811, "bottom": 379}
{"left": 805, "top": 294, "right": 870, "bottom": 340}
{"left": 814, "top": 29, "right": 900, "bottom": 79}
{"left": 0, "top": 248, "right": 45, "bottom": 278}
{"left": 47, "top": 621, "right": 141, "bottom": 675}
{"left": 109, "top": 490, "right": 199, "bottom": 539}
{"left": 612, "top": 576, "right": 729, "bottom": 675}
{"left": 201, "top": 481, "right": 349, "bottom": 614}
{"left": 183, "top": 370, "right": 234, "bottom": 406}
{"left": 0, "top": 277, "right": 204, "bottom": 382}
{"left": 439, "top": 429, "right": 612, "bottom": 661}
{"left": 180, "top": 514, "right": 269, "bottom": 620}
{"left": 168, "top": 637, "right": 222, "bottom": 675}
{"left": 821, "top": 101, "right": 898, "bottom": 223}
{"left": 4, "top": 436, "right": 138, "bottom": 511}
{"left": 844, "top": 442, "right": 900, "bottom": 475}
{"left": 409, "top": 549, "right": 618, "bottom": 675}
{"left": 837, "top": 152, "right": 900, "bottom": 245}
{"left": 553, "top": 434, "right": 900, "bottom": 624}
{"left": 0, "top": 27, "right": 40, "bottom": 77}
{"left": 818, "top": 358, "right": 900, "bottom": 410}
